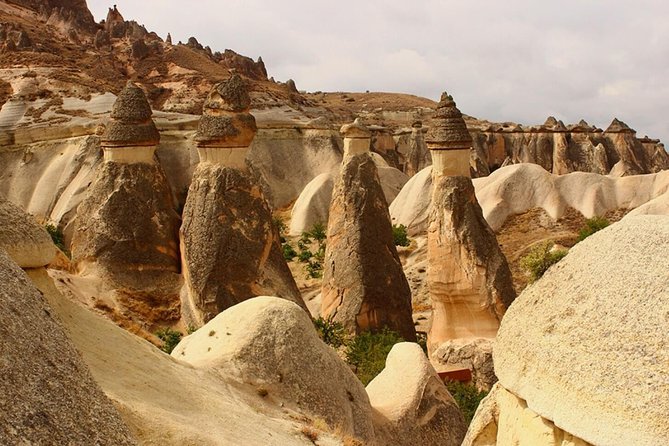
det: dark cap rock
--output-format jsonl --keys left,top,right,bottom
{"left": 425, "top": 92, "right": 472, "bottom": 150}
{"left": 102, "top": 82, "right": 159, "bottom": 147}
{"left": 605, "top": 118, "right": 635, "bottom": 134}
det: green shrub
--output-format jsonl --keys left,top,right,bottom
{"left": 304, "top": 222, "right": 327, "bottom": 243}
{"left": 45, "top": 223, "right": 70, "bottom": 257}
{"left": 283, "top": 243, "right": 297, "bottom": 261}
{"left": 392, "top": 224, "right": 410, "bottom": 247}
{"left": 444, "top": 380, "right": 488, "bottom": 424}
{"left": 155, "top": 327, "right": 183, "bottom": 354}
{"left": 577, "top": 216, "right": 610, "bottom": 242}
{"left": 297, "top": 223, "right": 327, "bottom": 278}
{"left": 520, "top": 240, "right": 568, "bottom": 282}
{"left": 298, "top": 249, "right": 313, "bottom": 263}
{"left": 313, "top": 316, "right": 346, "bottom": 348}
{"left": 345, "top": 328, "right": 404, "bottom": 385}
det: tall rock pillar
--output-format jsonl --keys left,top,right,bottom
{"left": 72, "top": 81, "right": 181, "bottom": 325}
{"left": 405, "top": 120, "right": 431, "bottom": 177}
{"left": 321, "top": 118, "right": 416, "bottom": 341}
{"left": 425, "top": 93, "right": 515, "bottom": 352}
{"left": 180, "top": 75, "right": 305, "bottom": 326}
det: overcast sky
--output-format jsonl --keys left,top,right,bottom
{"left": 88, "top": 0, "right": 669, "bottom": 142}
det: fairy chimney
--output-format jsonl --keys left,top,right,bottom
{"left": 194, "top": 74, "right": 257, "bottom": 169}
{"left": 341, "top": 118, "right": 372, "bottom": 157}
{"left": 101, "top": 81, "right": 160, "bottom": 164}
{"left": 425, "top": 93, "right": 472, "bottom": 177}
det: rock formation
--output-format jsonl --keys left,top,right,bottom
{"left": 466, "top": 215, "right": 669, "bottom": 446}
{"left": 425, "top": 93, "right": 515, "bottom": 351}
{"left": 71, "top": 82, "right": 181, "bottom": 323}
{"left": 0, "top": 246, "right": 135, "bottom": 445}
{"left": 432, "top": 338, "right": 496, "bottom": 392}
{"left": 0, "top": 196, "right": 55, "bottom": 268}
{"left": 405, "top": 120, "right": 431, "bottom": 177}
{"left": 321, "top": 118, "right": 416, "bottom": 341}
{"left": 367, "top": 342, "right": 467, "bottom": 446}
{"left": 173, "top": 296, "right": 376, "bottom": 444}
{"left": 180, "top": 75, "right": 305, "bottom": 326}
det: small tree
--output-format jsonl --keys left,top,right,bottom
{"left": 520, "top": 240, "right": 568, "bottom": 282}
{"left": 155, "top": 327, "right": 183, "bottom": 354}
{"left": 313, "top": 316, "right": 346, "bottom": 348}
{"left": 392, "top": 224, "right": 410, "bottom": 247}
{"left": 577, "top": 216, "right": 610, "bottom": 242}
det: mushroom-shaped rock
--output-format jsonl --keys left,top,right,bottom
{"left": 321, "top": 120, "right": 415, "bottom": 341}
{"left": 475, "top": 215, "right": 669, "bottom": 446}
{"left": 366, "top": 342, "right": 467, "bottom": 446}
{"left": 101, "top": 81, "right": 160, "bottom": 163}
{"left": 195, "top": 75, "right": 257, "bottom": 167}
{"left": 604, "top": 117, "right": 635, "bottom": 133}
{"left": 0, "top": 249, "right": 136, "bottom": 445}
{"left": 341, "top": 117, "right": 372, "bottom": 156}
{"left": 426, "top": 92, "right": 472, "bottom": 177}
{"left": 172, "top": 296, "right": 375, "bottom": 444}
{"left": 0, "top": 197, "right": 56, "bottom": 268}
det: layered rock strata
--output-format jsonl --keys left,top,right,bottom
{"left": 425, "top": 93, "right": 515, "bottom": 351}
{"left": 0, "top": 196, "right": 55, "bottom": 268}
{"left": 71, "top": 82, "right": 181, "bottom": 321}
{"left": 180, "top": 75, "right": 304, "bottom": 326}
{"left": 320, "top": 119, "right": 415, "bottom": 341}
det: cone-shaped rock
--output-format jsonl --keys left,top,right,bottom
{"left": 426, "top": 92, "right": 472, "bottom": 177}
{"left": 180, "top": 76, "right": 305, "bottom": 326}
{"left": 426, "top": 92, "right": 515, "bottom": 352}
{"left": 405, "top": 120, "right": 431, "bottom": 177}
{"left": 321, "top": 119, "right": 415, "bottom": 341}
{"left": 72, "top": 83, "right": 181, "bottom": 327}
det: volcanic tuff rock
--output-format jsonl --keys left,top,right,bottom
{"left": 367, "top": 343, "right": 467, "bottom": 446}
{"left": 102, "top": 81, "right": 160, "bottom": 149}
{"left": 426, "top": 175, "right": 516, "bottom": 349}
{"left": 321, "top": 151, "right": 415, "bottom": 341}
{"left": 173, "top": 296, "right": 375, "bottom": 444}
{"left": 432, "top": 338, "right": 496, "bottom": 392}
{"left": 467, "top": 215, "right": 669, "bottom": 446}
{"left": 0, "top": 249, "right": 135, "bottom": 445}
{"left": 0, "top": 196, "right": 55, "bottom": 268}
{"left": 405, "top": 120, "right": 431, "bottom": 177}
{"left": 180, "top": 164, "right": 305, "bottom": 324}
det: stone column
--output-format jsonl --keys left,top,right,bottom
{"left": 406, "top": 120, "right": 431, "bottom": 177}
{"left": 425, "top": 92, "right": 515, "bottom": 353}
{"left": 321, "top": 118, "right": 416, "bottom": 341}
{"left": 180, "top": 75, "right": 305, "bottom": 326}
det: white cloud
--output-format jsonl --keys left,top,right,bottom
{"left": 87, "top": 0, "right": 669, "bottom": 143}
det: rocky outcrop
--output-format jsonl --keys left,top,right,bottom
{"left": 405, "top": 120, "right": 431, "bottom": 177}
{"left": 173, "top": 296, "right": 375, "bottom": 444}
{"left": 432, "top": 338, "right": 496, "bottom": 392}
{"left": 0, "top": 248, "right": 135, "bottom": 445}
{"left": 0, "top": 196, "right": 55, "bottom": 268}
{"left": 180, "top": 76, "right": 304, "bottom": 326}
{"left": 426, "top": 93, "right": 515, "bottom": 350}
{"left": 467, "top": 215, "right": 669, "bottom": 446}
{"left": 321, "top": 120, "right": 415, "bottom": 341}
{"left": 71, "top": 82, "right": 181, "bottom": 324}
{"left": 367, "top": 342, "right": 467, "bottom": 446}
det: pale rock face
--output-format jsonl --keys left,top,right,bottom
{"left": 426, "top": 175, "right": 515, "bottom": 350}
{"left": 0, "top": 197, "right": 56, "bottom": 268}
{"left": 431, "top": 148, "right": 471, "bottom": 177}
{"left": 0, "top": 249, "right": 136, "bottom": 445}
{"left": 321, "top": 153, "right": 415, "bottom": 341}
{"left": 172, "top": 296, "right": 375, "bottom": 444}
{"left": 366, "top": 343, "right": 467, "bottom": 446}
{"left": 180, "top": 164, "right": 305, "bottom": 325}
{"left": 491, "top": 215, "right": 669, "bottom": 446}
{"left": 405, "top": 124, "right": 431, "bottom": 177}
{"left": 432, "top": 338, "right": 496, "bottom": 392}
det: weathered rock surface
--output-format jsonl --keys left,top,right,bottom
{"left": 484, "top": 215, "right": 669, "bottom": 446}
{"left": 180, "top": 164, "right": 305, "bottom": 325}
{"left": 173, "top": 296, "right": 375, "bottom": 444}
{"left": 426, "top": 175, "right": 515, "bottom": 349}
{"left": 321, "top": 153, "right": 415, "bottom": 341}
{"left": 0, "top": 249, "right": 135, "bottom": 445}
{"left": 71, "top": 161, "right": 181, "bottom": 312}
{"left": 405, "top": 121, "right": 431, "bottom": 177}
{"left": 432, "top": 338, "right": 496, "bottom": 392}
{"left": 0, "top": 196, "right": 55, "bottom": 267}
{"left": 391, "top": 163, "right": 669, "bottom": 235}
{"left": 366, "top": 342, "right": 467, "bottom": 446}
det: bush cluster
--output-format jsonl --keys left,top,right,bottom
{"left": 277, "top": 219, "right": 328, "bottom": 279}
{"left": 577, "top": 216, "right": 610, "bottom": 242}
{"left": 313, "top": 316, "right": 346, "bottom": 348}
{"left": 45, "top": 223, "right": 70, "bottom": 257}
{"left": 444, "top": 380, "right": 488, "bottom": 424}
{"left": 520, "top": 240, "right": 568, "bottom": 282}
{"left": 344, "top": 328, "right": 405, "bottom": 385}
{"left": 155, "top": 327, "right": 183, "bottom": 354}
{"left": 392, "top": 224, "right": 410, "bottom": 247}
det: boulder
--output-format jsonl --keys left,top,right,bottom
{"left": 0, "top": 249, "right": 135, "bottom": 445}
{"left": 432, "top": 338, "right": 496, "bottom": 392}
{"left": 488, "top": 215, "right": 669, "bottom": 446}
{"left": 180, "top": 165, "right": 305, "bottom": 324}
{"left": 0, "top": 197, "right": 56, "bottom": 268}
{"left": 366, "top": 343, "right": 467, "bottom": 446}
{"left": 172, "top": 296, "right": 375, "bottom": 444}
{"left": 321, "top": 153, "right": 415, "bottom": 341}
{"left": 426, "top": 175, "right": 516, "bottom": 349}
